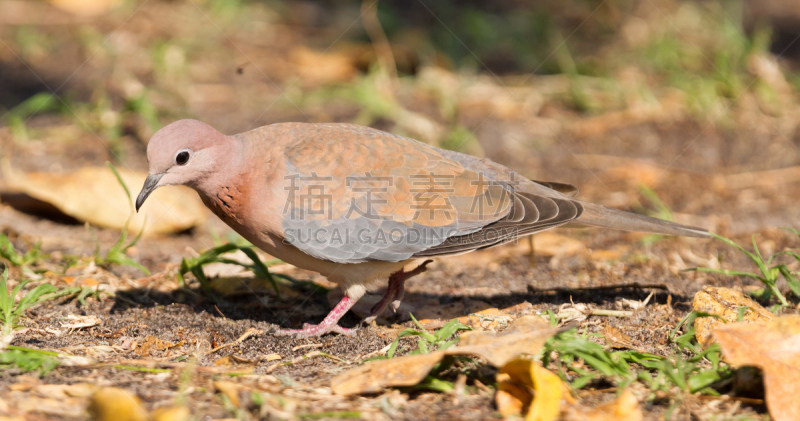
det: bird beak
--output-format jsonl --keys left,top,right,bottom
{"left": 136, "top": 173, "right": 164, "bottom": 212}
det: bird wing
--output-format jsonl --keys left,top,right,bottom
{"left": 277, "top": 123, "right": 707, "bottom": 264}
{"left": 412, "top": 148, "right": 584, "bottom": 257}
{"left": 279, "top": 123, "right": 535, "bottom": 263}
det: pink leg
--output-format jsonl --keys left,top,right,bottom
{"left": 275, "top": 296, "right": 357, "bottom": 338}
{"left": 365, "top": 260, "right": 433, "bottom": 323}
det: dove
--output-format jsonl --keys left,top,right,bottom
{"left": 136, "top": 119, "right": 709, "bottom": 338}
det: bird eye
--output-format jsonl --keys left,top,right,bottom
{"left": 175, "top": 150, "right": 191, "bottom": 165}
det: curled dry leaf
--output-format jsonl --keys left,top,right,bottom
{"left": 330, "top": 316, "right": 560, "bottom": 395}
{"left": 692, "top": 286, "right": 772, "bottom": 348}
{"left": 495, "top": 356, "right": 642, "bottom": 421}
{"left": 713, "top": 315, "right": 800, "bottom": 421}
{"left": 496, "top": 357, "right": 574, "bottom": 421}
{"left": 2, "top": 166, "right": 206, "bottom": 235}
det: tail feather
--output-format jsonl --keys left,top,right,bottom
{"left": 575, "top": 201, "right": 710, "bottom": 238}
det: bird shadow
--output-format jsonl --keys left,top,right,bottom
{"left": 108, "top": 281, "right": 687, "bottom": 330}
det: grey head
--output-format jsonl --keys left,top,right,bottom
{"left": 135, "top": 119, "right": 230, "bottom": 211}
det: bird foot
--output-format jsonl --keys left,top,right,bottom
{"left": 366, "top": 259, "right": 433, "bottom": 321}
{"left": 274, "top": 296, "right": 357, "bottom": 338}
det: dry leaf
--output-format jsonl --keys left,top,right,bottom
{"left": 14, "top": 396, "right": 86, "bottom": 417}
{"left": 88, "top": 387, "right": 148, "bottom": 421}
{"left": 214, "top": 381, "right": 242, "bottom": 407}
{"left": 495, "top": 357, "right": 641, "bottom": 421}
{"left": 563, "top": 389, "right": 643, "bottom": 421}
{"left": 2, "top": 166, "right": 206, "bottom": 235}
{"left": 150, "top": 406, "right": 190, "bottom": 421}
{"left": 693, "top": 286, "right": 772, "bottom": 347}
{"left": 528, "top": 363, "right": 570, "bottom": 421}
{"left": 61, "top": 314, "right": 101, "bottom": 329}
{"left": 32, "top": 383, "right": 96, "bottom": 398}
{"left": 331, "top": 316, "right": 559, "bottom": 395}
{"left": 603, "top": 325, "right": 636, "bottom": 350}
{"left": 47, "top": 0, "right": 121, "bottom": 16}
{"left": 496, "top": 358, "right": 575, "bottom": 421}
{"left": 136, "top": 336, "right": 184, "bottom": 356}
{"left": 713, "top": 315, "right": 800, "bottom": 421}
{"left": 213, "top": 355, "right": 255, "bottom": 368}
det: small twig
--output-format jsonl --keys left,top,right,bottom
{"left": 214, "top": 305, "right": 227, "bottom": 320}
{"left": 528, "top": 235, "right": 536, "bottom": 267}
{"left": 547, "top": 308, "right": 633, "bottom": 321}
{"left": 205, "top": 327, "right": 263, "bottom": 356}
{"left": 292, "top": 343, "right": 322, "bottom": 351}
{"left": 590, "top": 309, "right": 633, "bottom": 317}
{"left": 357, "top": 344, "right": 391, "bottom": 361}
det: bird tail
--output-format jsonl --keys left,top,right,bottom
{"left": 574, "top": 201, "right": 710, "bottom": 238}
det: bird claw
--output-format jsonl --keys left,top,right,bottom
{"left": 391, "top": 299, "right": 402, "bottom": 313}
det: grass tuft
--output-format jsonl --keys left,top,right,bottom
{"left": 0, "top": 268, "right": 57, "bottom": 348}
{"left": 688, "top": 231, "right": 800, "bottom": 307}
{"left": 178, "top": 243, "right": 283, "bottom": 299}
{"left": 541, "top": 319, "right": 732, "bottom": 402}
{"left": 386, "top": 314, "right": 472, "bottom": 358}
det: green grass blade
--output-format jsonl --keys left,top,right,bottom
{"left": 687, "top": 267, "right": 762, "bottom": 280}
{"left": 778, "top": 265, "right": 800, "bottom": 297}
{"left": 107, "top": 162, "right": 133, "bottom": 209}
{"left": 240, "top": 247, "right": 280, "bottom": 299}
{"left": 14, "top": 283, "right": 56, "bottom": 315}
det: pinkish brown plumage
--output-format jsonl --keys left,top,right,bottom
{"left": 137, "top": 119, "right": 709, "bottom": 337}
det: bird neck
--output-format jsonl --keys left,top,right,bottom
{"left": 191, "top": 135, "right": 246, "bottom": 194}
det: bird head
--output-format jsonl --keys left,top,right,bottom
{"left": 136, "top": 119, "right": 229, "bottom": 211}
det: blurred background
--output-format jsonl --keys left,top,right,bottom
{"left": 1, "top": 0, "right": 800, "bottom": 264}
{"left": 3, "top": 2, "right": 800, "bottom": 418}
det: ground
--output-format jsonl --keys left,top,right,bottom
{"left": 2, "top": 0, "right": 800, "bottom": 420}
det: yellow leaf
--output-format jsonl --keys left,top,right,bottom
{"left": 88, "top": 388, "right": 148, "bottom": 421}
{"left": 150, "top": 406, "right": 190, "bottom": 421}
{"left": 528, "top": 363, "right": 564, "bottom": 421}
